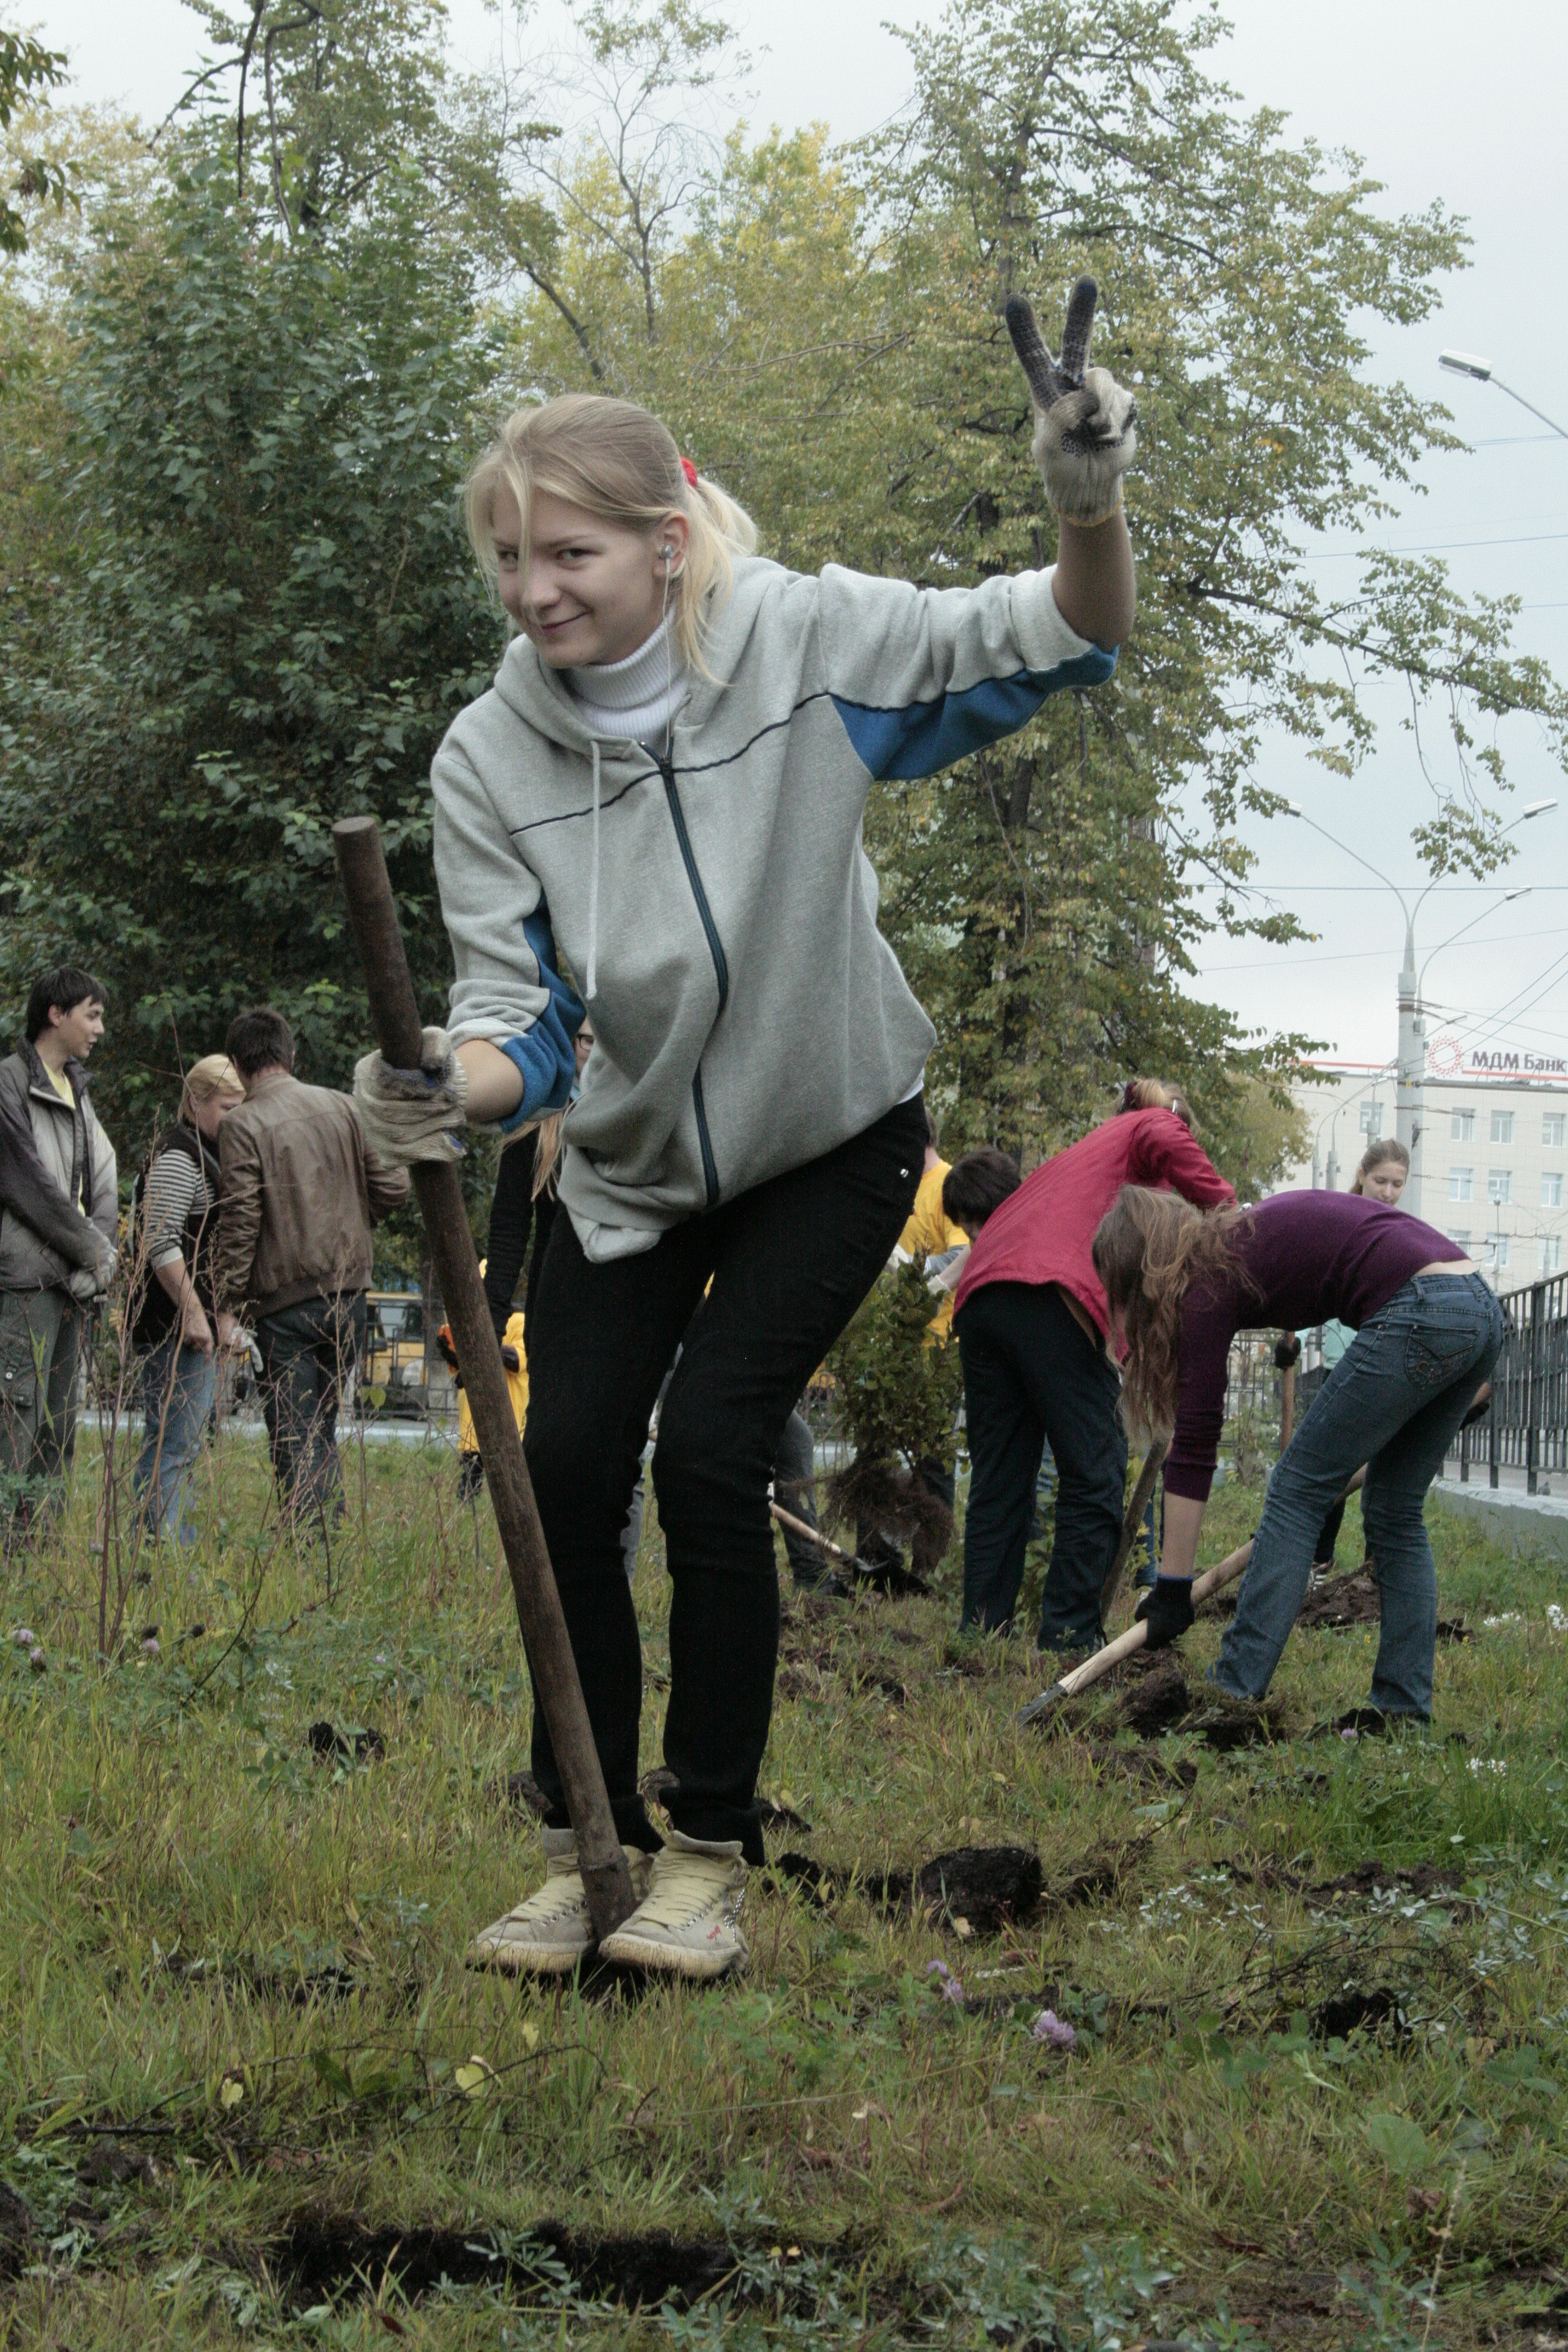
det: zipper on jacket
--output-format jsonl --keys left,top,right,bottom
{"left": 656, "top": 751, "right": 727, "bottom": 1209}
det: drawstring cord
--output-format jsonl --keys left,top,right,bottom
{"left": 586, "top": 737, "right": 602, "bottom": 1003}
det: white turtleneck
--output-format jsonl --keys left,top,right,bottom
{"left": 565, "top": 615, "right": 688, "bottom": 745}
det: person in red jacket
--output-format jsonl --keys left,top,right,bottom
{"left": 951, "top": 1080, "right": 1235, "bottom": 1650}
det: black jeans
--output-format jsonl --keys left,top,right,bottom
{"left": 523, "top": 1096, "right": 925, "bottom": 1864}
{"left": 255, "top": 1292, "right": 366, "bottom": 1535}
{"left": 954, "top": 1280, "right": 1126, "bottom": 1650}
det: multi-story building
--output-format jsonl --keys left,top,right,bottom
{"left": 1283, "top": 1033, "right": 1568, "bottom": 1285}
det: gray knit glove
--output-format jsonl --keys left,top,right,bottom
{"left": 1006, "top": 276, "right": 1137, "bottom": 526}
{"left": 353, "top": 1027, "right": 469, "bottom": 1165}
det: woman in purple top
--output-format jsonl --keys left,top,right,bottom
{"left": 1091, "top": 1187, "right": 1505, "bottom": 1721}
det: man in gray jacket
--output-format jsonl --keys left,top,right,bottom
{"left": 0, "top": 966, "right": 119, "bottom": 1540}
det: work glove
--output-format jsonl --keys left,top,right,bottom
{"left": 1006, "top": 275, "right": 1138, "bottom": 526}
{"left": 353, "top": 1027, "right": 468, "bottom": 1165}
{"left": 1135, "top": 1575, "right": 1195, "bottom": 1651}
{"left": 1274, "top": 1333, "right": 1302, "bottom": 1370}
{"left": 67, "top": 1263, "right": 106, "bottom": 1305}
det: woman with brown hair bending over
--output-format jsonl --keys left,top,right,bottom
{"left": 1093, "top": 1186, "right": 1504, "bottom": 1725}
{"left": 949, "top": 1081, "right": 1233, "bottom": 1653}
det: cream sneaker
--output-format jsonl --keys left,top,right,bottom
{"left": 469, "top": 1829, "right": 654, "bottom": 1975}
{"left": 597, "top": 1831, "right": 749, "bottom": 1980}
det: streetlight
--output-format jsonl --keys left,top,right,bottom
{"left": 1439, "top": 351, "right": 1568, "bottom": 440}
{"left": 1281, "top": 799, "right": 1557, "bottom": 1214}
{"left": 1417, "top": 887, "right": 1530, "bottom": 1002}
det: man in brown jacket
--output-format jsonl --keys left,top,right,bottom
{"left": 214, "top": 1008, "right": 409, "bottom": 1534}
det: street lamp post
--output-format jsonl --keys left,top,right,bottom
{"left": 1439, "top": 351, "right": 1568, "bottom": 440}
{"left": 1282, "top": 804, "right": 1555, "bottom": 1216}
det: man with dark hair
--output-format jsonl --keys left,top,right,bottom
{"left": 941, "top": 1147, "right": 1023, "bottom": 1240}
{"left": 0, "top": 967, "right": 119, "bottom": 1538}
{"left": 214, "top": 1007, "right": 408, "bottom": 1534}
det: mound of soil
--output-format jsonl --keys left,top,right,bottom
{"left": 77, "top": 2138, "right": 157, "bottom": 2189}
{"left": 914, "top": 1845, "right": 1043, "bottom": 1933}
{"left": 275, "top": 2213, "right": 734, "bottom": 2313}
{"left": 1297, "top": 1572, "right": 1469, "bottom": 1643}
{"left": 1108, "top": 1657, "right": 1191, "bottom": 1737}
{"left": 497, "top": 1769, "right": 550, "bottom": 1821}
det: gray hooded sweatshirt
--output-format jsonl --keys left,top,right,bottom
{"left": 433, "top": 555, "right": 1115, "bottom": 1252}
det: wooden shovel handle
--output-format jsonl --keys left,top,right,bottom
{"left": 333, "top": 817, "right": 635, "bottom": 1941}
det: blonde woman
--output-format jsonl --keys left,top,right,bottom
{"left": 355, "top": 286, "right": 1138, "bottom": 1978}
{"left": 130, "top": 1054, "right": 246, "bottom": 1545}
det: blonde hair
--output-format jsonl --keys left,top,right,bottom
{"left": 1118, "top": 1077, "right": 1194, "bottom": 1132}
{"left": 1351, "top": 1135, "right": 1409, "bottom": 1195}
{"left": 178, "top": 1054, "right": 244, "bottom": 1122}
{"left": 465, "top": 394, "right": 758, "bottom": 673}
{"left": 1092, "top": 1186, "right": 1256, "bottom": 1439}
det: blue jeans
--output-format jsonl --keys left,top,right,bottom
{"left": 1214, "top": 1272, "right": 1504, "bottom": 1716}
{"left": 135, "top": 1335, "right": 217, "bottom": 1547}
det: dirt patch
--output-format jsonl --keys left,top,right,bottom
{"left": 0, "top": 2181, "right": 34, "bottom": 2281}
{"left": 757, "top": 1796, "right": 814, "bottom": 1833}
{"left": 1309, "top": 1857, "right": 1467, "bottom": 1903}
{"left": 1311, "top": 1984, "right": 1407, "bottom": 2041}
{"left": 274, "top": 2212, "right": 734, "bottom": 2312}
{"left": 775, "top": 1661, "right": 841, "bottom": 1703}
{"left": 77, "top": 2137, "right": 158, "bottom": 2189}
{"left": 850, "top": 1669, "right": 910, "bottom": 1706}
{"left": 1078, "top": 1742, "right": 1198, "bottom": 1791}
{"left": 306, "top": 1721, "right": 385, "bottom": 1766}
{"left": 495, "top": 1769, "right": 550, "bottom": 1821}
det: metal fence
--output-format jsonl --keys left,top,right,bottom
{"left": 1449, "top": 1270, "right": 1568, "bottom": 1494}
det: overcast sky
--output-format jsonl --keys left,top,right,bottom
{"left": 28, "top": 0, "right": 1568, "bottom": 1072}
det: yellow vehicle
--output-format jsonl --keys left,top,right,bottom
{"left": 361, "top": 1291, "right": 454, "bottom": 1417}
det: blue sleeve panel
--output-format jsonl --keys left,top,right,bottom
{"left": 496, "top": 905, "right": 585, "bottom": 1135}
{"left": 831, "top": 646, "right": 1117, "bottom": 782}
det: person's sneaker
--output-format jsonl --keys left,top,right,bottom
{"left": 469, "top": 1830, "right": 654, "bottom": 1975}
{"left": 597, "top": 1831, "right": 749, "bottom": 1980}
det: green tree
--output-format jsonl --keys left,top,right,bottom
{"left": 0, "top": 28, "right": 71, "bottom": 252}
{"left": 480, "top": 0, "right": 1567, "bottom": 1165}
{"left": 0, "top": 158, "right": 499, "bottom": 1139}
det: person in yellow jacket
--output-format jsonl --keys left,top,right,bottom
{"left": 895, "top": 1109, "right": 969, "bottom": 1338}
{"left": 443, "top": 1260, "right": 530, "bottom": 1501}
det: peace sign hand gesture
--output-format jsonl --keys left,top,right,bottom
{"left": 1006, "top": 276, "right": 1137, "bottom": 528}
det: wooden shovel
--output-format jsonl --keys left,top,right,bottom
{"left": 1018, "top": 1535, "right": 1254, "bottom": 1729}
{"left": 333, "top": 816, "right": 635, "bottom": 1942}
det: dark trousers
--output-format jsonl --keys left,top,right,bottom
{"left": 0, "top": 1285, "right": 82, "bottom": 1537}
{"left": 255, "top": 1293, "right": 366, "bottom": 1535}
{"left": 524, "top": 1096, "right": 925, "bottom": 1864}
{"left": 954, "top": 1280, "right": 1126, "bottom": 1651}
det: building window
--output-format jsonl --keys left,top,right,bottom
{"left": 1450, "top": 1168, "right": 1473, "bottom": 1202}
{"left": 1447, "top": 1230, "right": 1472, "bottom": 1253}
{"left": 1491, "top": 1109, "right": 1516, "bottom": 1145}
{"left": 1545, "top": 1112, "right": 1566, "bottom": 1149}
{"left": 1486, "top": 1235, "right": 1511, "bottom": 1270}
{"left": 1545, "top": 1173, "right": 1564, "bottom": 1210}
{"left": 1542, "top": 1235, "right": 1563, "bottom": 1274}
{"left": 1451, "top": 1108, "right": 1475, "bottom": 1142}
{"left": 1488, "top": 1169, "right": 1512, "bottom": 1206}
{"left": 1359, "top": 1101, "right": 1382, "bottom": 1138}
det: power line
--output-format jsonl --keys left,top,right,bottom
{"left": 1197, "top": 922, "right": 1568, "bottom": 976}
{"left": 1305, "top": 526, "right": 1568, "bottom": 560}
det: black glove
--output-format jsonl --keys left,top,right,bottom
{"left": 1273, "top": 1334, "right": 1302, "bottom": 1370}
{"left": 500, "top": 1344, "right": 521, "bottom": 1374}
{"left": 1135, "top": 1576, "right": 1194, "bottom": 1650}
{"left": 435, "top": 1325, "right": 459, "bottom": 1373}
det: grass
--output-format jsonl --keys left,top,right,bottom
{"left": 2, "top": 1414, "right": 1567, "bottom": 2350}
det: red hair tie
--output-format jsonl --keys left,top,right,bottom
{"left": 680, "top": 456, "right": 698, "bottom": 487}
